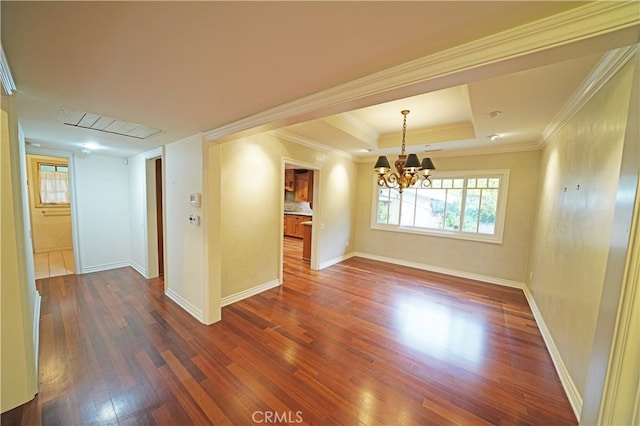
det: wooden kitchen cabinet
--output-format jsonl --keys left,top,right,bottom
{"left": 284, "top": 169, "right": 295, "bottom": 192}
{"left": 283, "top": 214, "right": 307, "bottom": 238}
{"left": 295, "top": 170, "right": 314, "bottom": 202}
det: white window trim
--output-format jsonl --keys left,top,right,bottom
{"left": 370, "top": 169, "right": 510, "bottom": 244}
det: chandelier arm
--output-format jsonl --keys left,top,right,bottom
{"left": 416, "top": 176, "right": 433, "bottom": 188}
{"left": 377, "top": 173, "right": 400, "bottom": 188}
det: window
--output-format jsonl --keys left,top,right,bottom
{"left": 37, "top": 163, "right": 70, "bottom": 205}
{"left": 373, "top": 170, "right": 509, "bottom": 243}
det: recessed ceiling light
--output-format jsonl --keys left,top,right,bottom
{"left": 488, "top": 134, "right": 500, "bottom": 141}
{"left": 83, "top": 141, "right": 101, "bottom": 150}
{"left": 487, "top": 111, "right": 502, "bottom": 119}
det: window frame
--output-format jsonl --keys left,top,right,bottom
{"left": 370, "top": 169, "right": 510, "bottom": 244}
{"left": 31, "top": 157, "right": 71, "bottom": 208}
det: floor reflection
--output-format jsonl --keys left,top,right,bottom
{"left": 394, "top": 297, "right": 486, "bottom": 365}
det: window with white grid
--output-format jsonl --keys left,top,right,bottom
{"left": 373, "top": 170, "right": 509, "bottom": 243}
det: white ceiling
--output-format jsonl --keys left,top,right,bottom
{"left": 1, "top": 1, "right": 638, "bottom": 158}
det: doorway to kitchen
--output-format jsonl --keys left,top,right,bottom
{"left": 281, "top": 160, "right": 320, "bottom": 281}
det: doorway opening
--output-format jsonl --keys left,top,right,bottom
{"left": 145, "top": 155, "right": 165, "bottom": 280}
{"left": 281, "top": 160, "right": 320, "bottom": 283}
{"left": 26, "top": 154, "right": 75, "bottom": 279}
{"left": 155, "top": 158, "right": 164, "bottom": 276}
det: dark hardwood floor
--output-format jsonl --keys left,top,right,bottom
{"left": 2, "top": 237, "right": 576, "bottom": 425}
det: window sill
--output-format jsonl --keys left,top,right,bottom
{"left": 370, "top": 224, "right": 503, "bottom": 244}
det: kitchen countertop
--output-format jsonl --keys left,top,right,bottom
{"left": 284, "top": 211, "right": 313, "bottom": 216}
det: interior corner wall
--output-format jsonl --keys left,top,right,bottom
{"left": 527, "top": 57, "right": 636, "bottom": 401}
{"left": 1, "top": 95, "right": 38, "bottom": 412}
{"left": 216, "top": 132, "right": 357, "bottom": 299}
{"left": 74, "top": 154, "right": 131, "bottom": 273}
{"left": 164, "top": 134, "right": 205, "bottom": 321}
{"left": 354, "top": 150, "right": 541, "bottom": 284}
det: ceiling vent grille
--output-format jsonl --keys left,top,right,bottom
{"left": 58, "top": 107, "right": 162, "bottom": 139}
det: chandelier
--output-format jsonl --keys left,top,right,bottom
{"left": 374, "top": 109, "right": 436, "bottom": 193}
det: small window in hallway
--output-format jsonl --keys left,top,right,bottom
{"left": 38, "top": 162, "right": 70, "bottom": 205}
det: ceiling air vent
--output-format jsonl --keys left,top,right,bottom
{"left": 58, "top": 107, "right": 162, "bottom": 139}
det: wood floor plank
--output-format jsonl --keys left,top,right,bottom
{"left": 4, "top": 236, "right": 577, "bottom": 425}
{"left": 160, "top": 349, "right": 231, "bottom": 425}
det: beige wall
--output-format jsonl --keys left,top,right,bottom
{"left": 354, "top": 150, "right": 540, "bottom": 283}
{"left": 1, "top": 96, "right": 38, "bottom": 412}
{"left": 594, "top": 180, "right": 640, "bottom": 426}
{"left": 210, "top": 132, "right": 357, "bottom": 298}
{"left": 584, "top": 51, "right": 640, "bottom": 425}
{"left": 26, "top": 154, "right": 73, "bottom": 253}
{"left": 528, "top": 58, "right": 635, "bottom": 400}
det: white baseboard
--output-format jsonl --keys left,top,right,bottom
{"left": 129, "top": 260, "right": 146, "bottom": 278}
{"left": 318, "top": 252, "right": 356, "bottom": 270}
{"left": 522, "top": 285, "right": 582, "bottom": 421}
{"left": 79, "top": 260, "right": 131, "bottom": 274}
{"left": 353, "top": 251, "right": 525, "bottom": 289}
{"left": 165, "top": 288, "right": 204, "bottom": 323}
{"left": 221, "top": 279, "right": 281, "bottom": 307}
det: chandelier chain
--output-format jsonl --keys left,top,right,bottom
{"left": 401, "top": 109, "right": 409, "bottom": 155}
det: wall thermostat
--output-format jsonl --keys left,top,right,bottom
{"left": 189, "top": 192, "right": 201, "bottom": 207}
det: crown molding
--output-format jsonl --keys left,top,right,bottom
{"left": 440, "top": 142, "right": 542, "bottom": 159}
{"left": 269, "top": 129, "right": 353, "bottom": 160}
{"left": 378, "top": 121, "right": 476, "bottom": 149}
{"left": 333, "top": 113, "right": 379, "bottom": 141}
{"left": 205, "top": 2, "right": 639, "bottom": 143}
{"left": 354, "top": 142, "right": 540, "bottom": 163}
{"left": 0, "top": 44, "right": 17, "bottom": 95}
{"left": 539, "top": 44, "right": 638, "bottom": 147}
{"left": 318, "top": 113, "right": 378, "bottom": 148}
